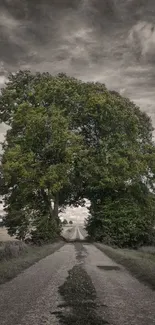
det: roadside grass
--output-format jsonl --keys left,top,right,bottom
{"left": 0, "top": 241, "right": 27, "bottom": 261}
{"left": 0, "top": 241, "right": 64, "bottom": 285}
{"left": 95, "top": 243, "right": 155, "bottom": 290}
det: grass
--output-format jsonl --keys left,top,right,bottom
{"left": 0, "top": 240, "right": 64, "bottom": 285}
{"left": 95, "top": 243, "right": 155, "bottom": 290}
{"left": 0, "top": 240, "right": 28, "bottom": 261}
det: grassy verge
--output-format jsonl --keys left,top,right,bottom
{"left": 95, "top": 243, "right": 155, "bottom": 290}
{"left": 0, "top": 241, "right": 64, "bottom": 285}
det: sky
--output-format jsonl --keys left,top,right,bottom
{"left": 0, "top": 0, "right": 155, "bottom": 222}
{"left": 60, "top": 202, "right": 90, "bottom": 224}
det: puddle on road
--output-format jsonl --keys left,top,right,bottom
{"left": 52, "top": 243, "right": 109, "bottom": 325}
{"left": 97, "top": 265, "right": 121, "bottom": 271}
{"left": 52, "top": 265, "right": 109, "bottom": 325}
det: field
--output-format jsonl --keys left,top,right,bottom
{"left": 0, "top": 227, "right": 17, "bottom": 242}
{"left": 0, "top": 225, "right": 75, "bottom": 242}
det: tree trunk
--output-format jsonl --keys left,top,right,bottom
{"left": 41, "top": 188, "right": 53, "bottom": 218}
{"left": 40, "top": 189, "right": 59, "bottom": 222}
{"left": 54, "top": 193, "right": 59, "bottom": 219}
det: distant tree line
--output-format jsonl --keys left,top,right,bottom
{"left": 62, "top": 219, "right": 73, "bottom": 225}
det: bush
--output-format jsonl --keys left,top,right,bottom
{"left": 86, "top": 193, "right": 155, "bottom": 248}
{"left": 31, "top": 216, "right": 61, "bottom": 245}
{"left": 87, "top": 213, "right": 155, "bottom": 248}
{"left": 0, "top": 241, "right": 27, "bottom": 261}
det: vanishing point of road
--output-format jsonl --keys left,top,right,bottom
{"left": 0, "top": 226, "right": 155, "bottom": 325}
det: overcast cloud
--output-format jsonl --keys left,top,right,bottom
{"left": 0, "top": 0, "right": 155, "bottom": 221}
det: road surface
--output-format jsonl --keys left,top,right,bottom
{"left": 0, "top": 226, "right": 155, "bottom": 325}
{"left": 61, "top": 225, "right": 86, "bottom": 241}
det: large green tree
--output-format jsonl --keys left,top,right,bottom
{"left": 80, "top": 91, "right": 155, "bottom": 247}
{"left": 0, "top": 72, "right": 83, "bottom": 240}
{"left": 0, "top": 70, "right": 155, "bottom": 246}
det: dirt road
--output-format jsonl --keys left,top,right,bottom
{"left": 0, "top": 227, "right": 155, "bottom": 325}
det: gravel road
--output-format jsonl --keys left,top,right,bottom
{"left": 0, "top": 227, "right": 155, "bottom": 325}
{"left": 62, "top": 225, "right": 86, "bottom": 241}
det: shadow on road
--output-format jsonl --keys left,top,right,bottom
{"left": 51, "top": 243, "right": 109, "bottom": 325}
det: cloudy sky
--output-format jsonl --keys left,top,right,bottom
{"left": 0, "top": 0, "right": 155, "bottom": 222}
{"left": 60, "top": 202, "right": 90, "bottom": 224}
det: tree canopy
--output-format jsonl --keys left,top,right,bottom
{"left": 0, "top": 70, "right": 155, "bottom": 246}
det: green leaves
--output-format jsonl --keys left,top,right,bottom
{"left": 1, "top": 70, "right": 155, "bottom": 245}
{"left": 0, "top": 72, "right": 83, "bottom": 239}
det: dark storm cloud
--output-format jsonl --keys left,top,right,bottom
{"left": 0, "top": 0, "right": 155, "bottom": 127}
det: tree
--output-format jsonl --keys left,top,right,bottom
{"left": 1, "top": 70, "right": 155, "bottom": 246}
{"left": 0, "top": 72, "right": 83, "bottom": 240}
{"left": 80, "top": 91, "right": 155, "bottom": 247}
{"left": 61, "top": 81, "right": 155, "bottom": 247}
{"left": 69, "top": 220, "right": 73, "bottom": 225}
{"left": 62, "top": 219, "right": 68, "bottom": 225}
